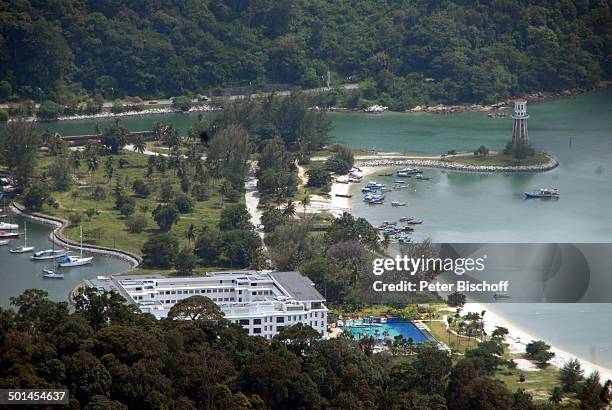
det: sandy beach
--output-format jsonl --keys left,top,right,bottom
{"left": 464, "top": 303, "right": 612, "bottom": 381}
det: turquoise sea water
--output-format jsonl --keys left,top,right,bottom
{"left": 334, "top": 90, "right": 612, "bottom": 243}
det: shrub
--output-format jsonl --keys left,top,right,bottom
{"left": 132, "top": 179, "right": 151, "bottom": 197}
{"left": 120, "top": 202, "right": 135, "bottom": 217}
{"left": 0, "top": 109, "right": 8, "bottom": 122}
{"left": 174, "top": 193, "right": 194, "bottom": 213}
{"left": 23, "top": 182, "right": 50, "bottom": 211}
{"left": 191, "top": 184, "right": 210, "bottom": 201}
{"left": 125, "top": 214, "right": 147, "bottom": 233}
{"left": 142, "top": 232, "right": 179, "bottom": 268}
{"left": 38, "top": 100, "right": 63, "bottom": 120}
{"left": 68, "top": 213, "right": 82, "bottom": 226}
{"left": 159, "top": 183, "right": 174, "bottom": 202}
{"left": 175, "top": 247, "right": 197, "bottom": 274}
{"left": 85, "top": 208, "right": 96, "bottom": 219}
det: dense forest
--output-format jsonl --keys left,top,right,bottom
{"left": 1, "top": 0, "right": 610, "bottom": 109}
{"left": 2, "top": 289, "right": 609, "bottom": 409}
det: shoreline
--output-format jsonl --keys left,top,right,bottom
{"left": 464, "top": 302, "right": 612, "bottom": 381}
{"left": 19, "top": 104, "right": 221, "bottom": 123}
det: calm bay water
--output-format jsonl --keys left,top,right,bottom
{"left": 27, "top": 90, "right": 612, "bottom": 368}
{"left": 0, "top": 216, "right": 131, "bottom": 307}
{"left": 334, "top": 89, "right": 612, "bottom": 243}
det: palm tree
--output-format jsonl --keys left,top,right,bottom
{"left": 381, "top": 233, "right": 391, "bottom": 250}
{"left": 300, "top": 194, "right": 310, "bottom": 216}
{"left": 70, "top": 191, "right": 79, "bottom": 211}
{"left": 283, "top": 200, "right": 296, "bottom": 218}
{"left": 186, "top": 223, "right": 195, "bottom": 247}
{"left": 133, "top": 136, "right": 146, "bottom": 154}
{"left": 87, "top": 153, "right": 99, "bottom": 190}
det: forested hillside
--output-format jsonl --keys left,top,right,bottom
{"left": 1, "top": 0, "right": 610, "bottom": 108}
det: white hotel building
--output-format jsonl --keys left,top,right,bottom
{"left": 87, "top": 271, "right": 328, "bottom": 338}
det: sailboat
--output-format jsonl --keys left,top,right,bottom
{"left": 57, "top": 225, "right": 93, "bottom": 267}
{"left": 31, "top": 236, "right": 68, "bottom": 260}
{"left": 9, "top": 221, "right": 35, "bottom": 253}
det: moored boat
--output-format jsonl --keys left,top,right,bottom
{"left": 31, "top": 249, "right": 68, "bottom": 260}
{"left": 0, "top": 222, "right": 18, "bottom": 231}
{"left": 391, "top": 201, "right": 407, "bottom": 207}
{"left": 397, "top": 168, "right": 420, "bottom": 177}
{"left": 405, "top": 220, "right": 423, "bottom": 225}
{"left": 42, "top": 268, "right": 64, "bottom": 279}
{"left": 57, "top": 225, "right": 93, "bottom": 267}
{"left": 415, "top": 174, "right": 430, "bottom": 180}
{"left": 399, "top": 216, "right": 414, "bottom": 222}
{"left": 524, "top": 188, "right": 559, "bottom": 199}
{"left": 0, "top": 231, "right": 19, "bottom": 239}
{"left": 0, "top": 239, "right": 9, "bottom": 245}
{"left": 9, "top": 221, "right": 34, "bottom": 253}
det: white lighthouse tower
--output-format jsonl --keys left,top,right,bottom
{"left": 511, "top": 99, "right": 529, "bottom": 146}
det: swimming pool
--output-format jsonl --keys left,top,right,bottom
{"left": 341, "top": 319, "right": 432, "bottom": 343}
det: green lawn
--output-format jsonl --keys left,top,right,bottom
{"left": 441, "top": 152, "right": 551, "bottom": 167}
{"left": 35, "top": 150, "right": 231, "bottom": 257}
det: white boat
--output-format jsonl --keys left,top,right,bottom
{"left": 9, "top": 221, "right": 35, "bottom": 253}
{"left": 391, "top": 201, "right": 407, "bottom": 207}
{"left": 0, "top": 222, "right": 18, "bottom": 231}
{"left": 0, "top": 239, "right": 9, "bottom": 245}
{"left": 42, "top": 268, "right": 64, "bottom": 279}
{"left": 31, "top": 248, "right": 68, "bottom": 260}
{"left": 397, "top": 168, "right": 420, "bottom": 177}
{"left": 57, "top": 225, "right": 93, "bottom": 267}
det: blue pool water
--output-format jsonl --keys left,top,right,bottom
{"left": 342, "top": 320, "right": 431, "bottom": 343}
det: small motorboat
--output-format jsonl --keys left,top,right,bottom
{"left": 31, "top": 249, "right": 68, "bottom": 260}
{"left": 397, "top": 235, "right": 412, "bottom": 243}
{"left": 335, "top": 177, "right": 350, "bottom": 184}
{"left": 415, "top": 174, "right": 430, "bottom": 180}
{"left": 42, "top": 268, "right": 64, "bottom": 279}
{"left": 524, "top": 188, "right": 559, "bottom": 199}
{"left": 0, "top": 239, "right": 9, "bottom": 246}
{"left": 378, "top": 173, "right": 393, "bottom": 177}
{"left": 391, "top": 201, "right": 407, "bottom": 207}
{"left": 394, "top": 180, "right": 405, "bottom": 184}
{"left": 405, "top": 220, "right": 423, "bottom": 225}
{"left": 399, "top": 216, "right": 414, "bottom": 222}
{"left": 361, "top": 187, "right": 372, "bottom": 193}
{"left": 397, "top": 168, "right": 420, "bottom": 177}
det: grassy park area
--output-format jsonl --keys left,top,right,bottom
{"left": 35, "top": 150, "right": 229, "bottom": 256}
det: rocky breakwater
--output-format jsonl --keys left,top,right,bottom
{"left": 355, "top": 154, "right": 559, "bottom": 173}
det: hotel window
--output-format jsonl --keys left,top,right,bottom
{"left": 239, "top": 319, "right": 249, "bottom": 326}
{"left": 254, "top": 319, "right": 261, "bottom": 325}
{"left": 277, "top": 326, "right": 285, "bottom": 332}
{"left": 276, "top": 317, "right": 284, "bottom": 323}
{"left": 171, "top": 291, "right": 176, "bottom": 294}
{"left": 253, "top": 328, "right": 261, "bottom": 334}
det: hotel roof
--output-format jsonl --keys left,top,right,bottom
{"left": 269, "top": 271, "right": 325, "bottom": 302}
